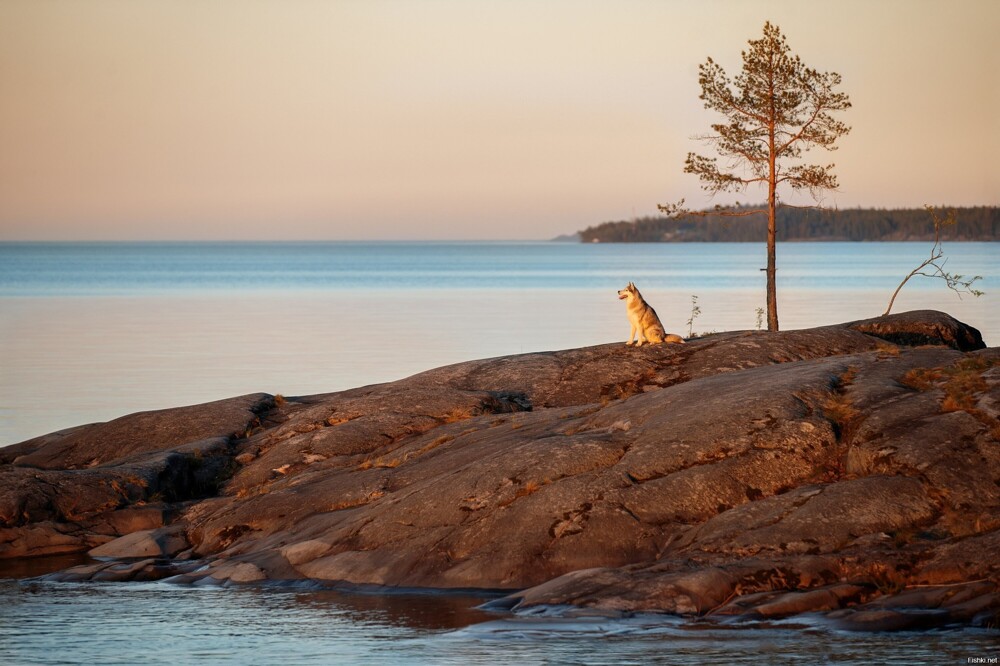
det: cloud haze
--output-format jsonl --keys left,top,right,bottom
{"left": 1, "top": 0, "right": 997, "bottom": 240}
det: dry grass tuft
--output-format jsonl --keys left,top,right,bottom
{"left": 442, "top": 407, "right": 476, "bottom": 423}
{"left": 822, "top": 366, "right": 862, "bottom": 445}
{"left": 939, "top": 369, "right": 988, "bottom": 412}
{"left": 899, "top": 356, "right": 1000, "bottom": 460}
{"left": 358, "top": 456, "right": 403, "bottom": 470}
{"left": 900, "top": 367, "right": 942, "bottom": 391}
{"left": 416, "top": 434, "right": 455, "bottom": 456}
{"left": 902, "top": 357, "right": 997, "bottom": 427}
{"left": 515, "top": 480, "right": 541, "bottom": 498}
{"left": 940, "top": 395, "right": 965, "bottom": 413}
{"left": 823, "top": 393, "right": 860, "bottom": 435}
{"left": 874, "top": 341, "right": 901, "bottom": 357}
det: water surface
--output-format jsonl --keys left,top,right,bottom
{"left": 1, "top": 241, "right": 996, "bottom": 445}
{"left": 1, "top": 579, "right": 996, "bottom": 666}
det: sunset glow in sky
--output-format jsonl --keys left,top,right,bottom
{"left": 1, "top": 0, "right": 997, "bottom": 240}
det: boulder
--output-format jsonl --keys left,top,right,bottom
{"left": 89, "top": 525, "right": 189, "bottom": 559}
{"left": 848, "top": 310, "right": 985, "bottom": 351}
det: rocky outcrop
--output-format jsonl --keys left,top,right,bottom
{"left": 2, "top": 393, "right": 272, "bottom": 469}
{"left": 847, "top": 309, "right": 986, "bottom": 352}
{"left": 0, "top": 394, "right": 272, "bottom": 558}
{"left": 2, "top": 311, "right": 998, "bottom": 630}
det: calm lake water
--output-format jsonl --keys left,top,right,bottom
{"left": 1, "top": 241, "right": 996, "bottom": 447}
{"left": 1, "top": 242, "right": 998, "bottom": 664}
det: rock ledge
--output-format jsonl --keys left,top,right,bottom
{"left": 2, "top": 311, "right": 997, "bottom": 631}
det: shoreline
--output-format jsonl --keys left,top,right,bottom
{"left": 2, "top": 310, "right": 999, "bottom": 632}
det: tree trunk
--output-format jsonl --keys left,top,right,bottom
{"left": 766, "top": 126, "right": 779, "bottom": 331}
{"left": 766, "top": 193, "right": 778, "bottom": 332}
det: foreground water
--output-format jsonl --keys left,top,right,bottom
{"left": 1, "top": 241, "right": 995, "bottom": 446}
{"left": 2, "top": 577, "right": 997, "bottom": 666}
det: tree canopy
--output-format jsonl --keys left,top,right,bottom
{"left": 660, "top": 22, "right": 852, "bottom": 330}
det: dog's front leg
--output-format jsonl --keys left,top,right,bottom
{"left": 636, "top": 329, "right": 646, "bottom": 347}
{"left": 626, "top": 325, "right": 636, "bottom": 346}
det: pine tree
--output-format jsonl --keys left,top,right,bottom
{"left": 660, "top": 22, "right": 851, "bottom": 330}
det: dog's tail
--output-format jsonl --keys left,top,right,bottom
{"left": 663, "top": 334, "right": 686, "bottom": 344}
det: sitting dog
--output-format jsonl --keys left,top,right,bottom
{"left": 617, "top": 282, "right": 685, "bottom": 346}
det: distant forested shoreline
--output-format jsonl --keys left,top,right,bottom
{"left": 578, "top": 206, "right": 999, "bottom": 242}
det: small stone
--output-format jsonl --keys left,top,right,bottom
{"left": 234, "top": 452, "right": 256, "bottom": 465}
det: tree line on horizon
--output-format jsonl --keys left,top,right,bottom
{"left": 578, "top": 206, "right": 1000, "bottom": 243}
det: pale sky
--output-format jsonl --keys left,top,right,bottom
{"left": 1, "top": 0, "right": 997, "bottom": 240}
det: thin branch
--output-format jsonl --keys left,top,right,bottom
{"left": 776, "top": 202, "right": 827, "bottom": 211}
{"left": 695, "top": 208, "right": 768, "bottom": 218}
{"left": 777, "top": 101, "right": 825, "bottom": 155}
{"left": 883, "top": 207, "right": 985, "bottom": 315}
{"left": 656, "top": 199, "right": 768, "bottom": 220}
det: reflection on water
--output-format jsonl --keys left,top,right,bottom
{"left": 1, "top": 580, "right": 995, "bottom": 665}
{"left": 444, "top": 615, "right": 997, "bottom": 665}
{"left": 0, "top": 553, "right": 93, "bottom": 580}
{"left": 1, "top": 580, "right": 494, "bottom": 665}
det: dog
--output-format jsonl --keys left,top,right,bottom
{"left": 617, "top": 282, "right": 685, "bottom": 346}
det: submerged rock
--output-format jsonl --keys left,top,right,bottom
{"left": 2, "top": 310, "right": 997, "bottom": 629}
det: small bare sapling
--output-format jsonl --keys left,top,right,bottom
{"left": 687, "top": 295, "right": 702, "bottom": 338}
{"left": 883, "top": 207, "right": 984, "bottom": 316}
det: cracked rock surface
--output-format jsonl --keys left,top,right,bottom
{"left": 3, "top": 310, "right": 999, "bottom": 630}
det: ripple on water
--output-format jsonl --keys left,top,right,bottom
{"left": 1, "top": 580, "right": 997, "bottom": 665}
